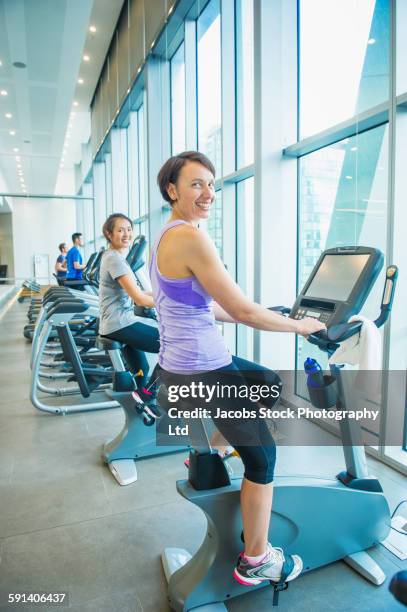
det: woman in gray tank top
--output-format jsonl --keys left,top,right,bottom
{"left": 153, "top": 151, "right": 326, "bottom": 587}
{"left": 99, "top": 213, "right": 159, "bottom": 402}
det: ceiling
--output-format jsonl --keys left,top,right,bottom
{"left": 0, "top": 0, "right": 124, "bottom": 196}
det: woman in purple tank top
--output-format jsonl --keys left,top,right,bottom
{"left": 152, "top": 151, "right": 325, "bottom": 587}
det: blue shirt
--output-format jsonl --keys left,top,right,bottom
{"left": 56, "top": 254, "right": 67, "bottom": 279}
{"left": 66, "top": 246, "right": 83, "bottom": 279}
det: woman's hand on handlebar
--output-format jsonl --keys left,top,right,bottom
{"left": 296, "top": 317, "right": 326, "bottom": 338}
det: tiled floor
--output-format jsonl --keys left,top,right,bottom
{"left": 0, "top": 299, "right": 406, "bottom": 611}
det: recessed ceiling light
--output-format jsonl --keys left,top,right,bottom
{"left": 83, "top": 54, "right": 90, "bottom": 62}
{"left": 5, "top": 112, "right": 12, "bottom": 118}
{"left": 345, "top": 175, "right": 353, "bottom": 180}
{"left": 0, "top": 60, "right": 2, "bottom": 66}
{"left": 78, "top": 78, "right": 84, "bottom": 85}
{"left": 350, "top": 146, "right": 357, "bottom": 151}
{"left": 9, "top": 130, "right": 16, "bottom": 135}
{"left": 13, "top": 147, "right": 19, "bottom": 152}
{"left": 17, "top": 164, "right": 21, "bottom": 168}
{"left": 367, "top": 38, "right": 376, "bottom": 45}
{"left": 0, "top": 89, "right": 8, "bottom": 96}
{"left": 89, "top": 25, "right": 96, "bottom": 33}
{"left": 73, "top": 101, "right": 79, "bottom": 107}
{"left": 15, "top": 156, "right": 20, "bottom": 161}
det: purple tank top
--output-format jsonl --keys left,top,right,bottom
{"left": 149, "top": 220, "right": 231, "bottom": 373}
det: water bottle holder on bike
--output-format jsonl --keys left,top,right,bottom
{"left": 307, "top": 374, "right": 337, "bottom": 409}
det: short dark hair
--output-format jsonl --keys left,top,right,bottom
{"left": 102, "top": 213, "right": 133, "bottom": 242}
{"left": 58, "top": 243, "right": 66, "bottom": 252}
{"left": 157, "top": 151, "right": 216, "bottom": 204}
{"left": 72, "top": 232, "right": 82, "bottom": 243}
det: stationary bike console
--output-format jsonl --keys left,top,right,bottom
{"left": 290, "top": 246, "right": 383, "bottom": 329}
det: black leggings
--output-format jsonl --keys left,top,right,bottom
{"left": 105, "top": 322, "right": 160, "bottom": 390}
{"left": 161, "top": 355, "right": 279, "bottom": 485}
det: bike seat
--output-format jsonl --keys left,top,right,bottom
{"left": 97, "top": 336, "right": 124, "bottom": 351}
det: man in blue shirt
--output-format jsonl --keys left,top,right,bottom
{"left": 66, "top": 233, "right": 86, "bottom": 279}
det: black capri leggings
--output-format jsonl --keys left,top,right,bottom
{"left": 161, "top": 355, "right": 279, "bottom": 485}
{"left": 104, "top": 322, "right": 160, "bottom": 390}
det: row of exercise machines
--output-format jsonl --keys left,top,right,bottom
{"left": 23, "top": 241, "right": 405, "bottom": 609}
{"left": 26, "top": 236, "right": 183, "bottom": 486}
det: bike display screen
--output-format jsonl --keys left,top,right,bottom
{"left": 304, "top": 254, "right": 370, "bottom": 302}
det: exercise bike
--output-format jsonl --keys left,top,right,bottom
{"left": 161, "top": 246, "right": 398, "bottom": 610}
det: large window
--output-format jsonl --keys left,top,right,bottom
{"left": 111, "top": 128, "right": 129, "bottom": 214}
{"left": 299, "top": 0, "right": 390, "bottom": 138}
{"left": 137, "top": 105, "right": 147, "bottom": 217}
{"left": 127, "top": 111, "right": 141, "bottom": 221}
{"left": 296, "top": 133, "right": 390, "bottom": 461}
{"left": 80, "top": 0, "right": 405, "bottom": 473}
{"left": 236, "top": 177, "right": 255, "bottom": 359}
{"left": 298, "top": 127, "right": 388, "bottom": 291}
{"left": 296, "top": 0, "right": 406, "bottom": 472}
{"left": 170, "top": 43, "right": 186, "bottom": 155}
{"left": 92, "top": 161, "right": 107, "bottom": 250}
{"left": 297, "top": 126, "right": 388, "bottom": 368}
{"left": 82, "top": 182, "right": 95, "bottom": 259}
{"left": 104, "top": 151, "right": 113, "bottom": 215}
{"left": 396, "top": 0, "right": 407, "bottom": 94}
{"left": 126, "top": 103, "right": 147, "bottom": 222}
{"left": 197, "top": 0, "right": 222, "bottom": 171}
{"left": 236, "top": 0, "right": 254, "bottom": 167}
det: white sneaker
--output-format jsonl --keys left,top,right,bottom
{"left": 234, "top": 543, "right": 303, "bottom": 586}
